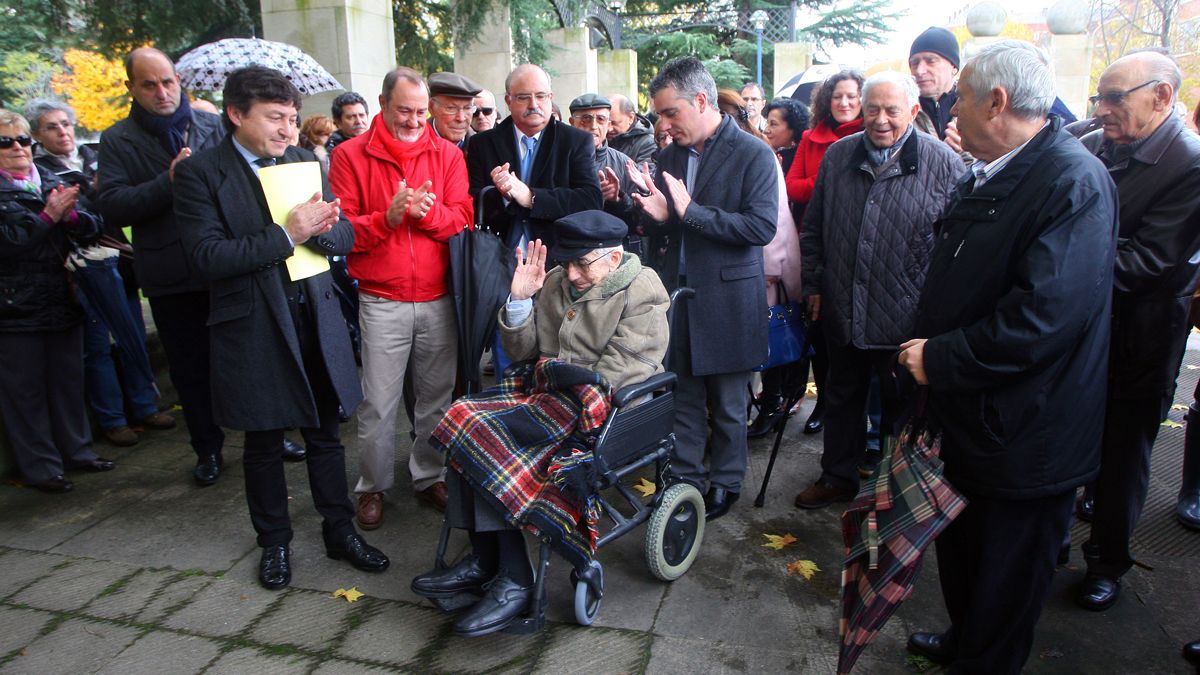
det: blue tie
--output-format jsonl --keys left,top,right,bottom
{"left": 520, "top": 135, "right": 537, "bottom": 184}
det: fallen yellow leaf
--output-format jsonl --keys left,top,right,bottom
{"left": 1172, "top": 404, "right": 1189, "bottom": 411}
{"left": 762, "top": 533, "right": 798, "bottom": 550}
{"left": 1188, "top": 365, "right": 1199, "bottom": 370}
{"left": 333, "top": 587, "right": 364, "bottom": 603}
{"left": 632, "top": 477, "right": 656, "bottom": 498}
{"left": 787, "top": 559, "right": 821, "bottom": 579}
{"left": 806, "top": 382, "right": 818, "bottom": 396}
{"left": 1161, "top": 420, "right": 1184, "bottom": 428}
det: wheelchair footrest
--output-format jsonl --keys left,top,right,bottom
{"left": 430, "top": 592, "right": 483, "bottom": 614}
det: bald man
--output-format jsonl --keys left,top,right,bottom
{"left": 465, "top": 64, "right": 601, "bottom": 249}
{"left": 1076, "top": 50, "right": 1200, "bottom": 612}
{"left": 97, "top": 47, "right": 229, "bottom": 486}
{"left": 607, "top": 93, "right": 656, "bottom": 166}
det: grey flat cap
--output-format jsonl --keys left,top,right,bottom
{"left": 429, "top": 72, "right": 483, "bottom": 98}
{"left": 568, "top": 93, "right": 611, "bottom": 112}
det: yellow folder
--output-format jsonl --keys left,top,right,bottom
{"left": 258, "top": 161, "right": 332, "bottom": 282}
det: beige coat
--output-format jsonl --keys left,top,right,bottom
{"left": 499, "top": 254, "right": 670, "bottom": 392}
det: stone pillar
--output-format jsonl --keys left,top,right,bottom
{"left": 545, "top": 27, "right": 598, "bottom": 109}
{"left": 261, "top": 0, "right": 396, "bottom": 122}
{"left": 598, "top": 49, "right": 638, "bottom": 104}
{"left": 772, "top": 43, "right": 813, "bottom": 97}
{"left": 454, "top": 0, "right": 516, "bottom": 119}
{"left": 1047, "top": 0, "right": 1093, "bottom": 119}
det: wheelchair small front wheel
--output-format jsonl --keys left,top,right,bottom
{"left": 644, "top": 482, "right": 705, "bottom": 581}
{"left": 573, "top": 560, "right": 604, "bottom": 626}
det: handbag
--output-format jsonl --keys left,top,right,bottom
{"left": 754, "top": 281, "right": 811, "bottom": 372}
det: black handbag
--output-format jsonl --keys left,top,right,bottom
{"left": 754, "top": 281, "right": 810, "bottom": 372}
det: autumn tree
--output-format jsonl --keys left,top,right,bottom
{"left": 52, "top": 49, "right": 128, "bottom": 133}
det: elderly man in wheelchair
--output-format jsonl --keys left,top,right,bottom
{"left": 411, "top": 210, "right": 698, "bottom": 637}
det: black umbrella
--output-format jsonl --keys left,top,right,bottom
{"left": 449, "top": 186, "right": 516, "bottom": 393}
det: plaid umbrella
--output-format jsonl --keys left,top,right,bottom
{"left": 837, "top": 396, "right": 968, "bottom": 674}
{"left": 176, "top": 38, "right": 342, "bottom": 96}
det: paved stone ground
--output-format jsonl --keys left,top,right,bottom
{"left": 2, "top": 342, "right": 1199, "bottom": 674}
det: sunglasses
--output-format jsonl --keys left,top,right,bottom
{"left": 472, "top": 107, "right": 495, "bottom": 117}
{"left": 0, "top": 135, "right": 33, "bottom": 149}
{"left": 1088, "top": 80, "right": 1159, "bottom": 107}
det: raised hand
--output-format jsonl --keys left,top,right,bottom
{"left": 387, "top": 179, "right": 415, "bottom": 227}
{"left": 599, "top": 166, "right": 621, "bottom": 203}
{"left": 628, "top": 159, "right": 668, "bottom": 223}
{"left": 510, "top": 239, "right": 548, "bottom": 301}
{"left": 285, "top": 192, "right": 340, "bottom": 245}
{"left": 168, "top": 148, "right": 192, "bottom": 182}
{"left": 406, "top": 180, "right": 436, "bottom": 220}
{"left": 944, "top": 118, "right": 963, "bottom": 154}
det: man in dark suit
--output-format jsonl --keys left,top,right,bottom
{"left": 97, "top": 47, "right": 230, "bottom": 485}
{"left": 631, "top": 56, "right": 778, "bottom": 520}
{"left": 465, "top": 64, "right": 602, "bottom": 249}
{"left": 174, "top": 66, "right": 389, "bottom": 590}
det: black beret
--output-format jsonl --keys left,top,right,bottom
{"left": 568, "top": 93, "right": 611, "bottom": 113}
{"left": 428, "top": 72, "right": 482, "bottom": 99}
{"left": 549, "top": 210, "right": 628, "bottom": 262}
{"left": 909, "top": 27, "right": 960, "bottom": 70}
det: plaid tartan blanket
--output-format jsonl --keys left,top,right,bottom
{"left": 431, "top": 359, "right": 612, "bottom": 570}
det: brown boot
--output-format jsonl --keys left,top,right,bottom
{"left": 356, "top": 492, "right": 384, "bottom": 530}
{"left": 794, "top": 479, "right": 856, "bottom": 510}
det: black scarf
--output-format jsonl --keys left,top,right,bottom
{"left": 129, "top": 95, "right": 193, "bottom": 157}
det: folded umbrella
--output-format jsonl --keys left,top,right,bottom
{"left": 837, "top": 390, "right": 968, "bottom": 674}
{"left": 177, "top": 38, "right": 342, "bottom": 96}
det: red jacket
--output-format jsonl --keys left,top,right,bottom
{"left": 784, "top": 117, "right": 863, "bottom": 206}
{"left": 330, "top": 114, "right": 473, "bottom": 302}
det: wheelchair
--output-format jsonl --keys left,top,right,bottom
{"left": 427, "top": 288, "right": 705, "bottom": 632}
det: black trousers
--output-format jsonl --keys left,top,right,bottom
{"left": 935, "top": 489, "right": 1074, "bottom": 674}
{"left": 1084, "top": 395, "right": 1166, "bottom": 577}
{"left": 147, "top": 291, "right": 224, "bottom": 459}
{"left": 819, "top": 341, "right": 904, "bottom": 489}
{"left": 242, "top": 306, "right": 355, "bottom": 548}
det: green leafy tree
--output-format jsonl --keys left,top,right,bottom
{"left": 0, "top": 52, "right": 63, "bottom": 111}
{"left": 77, "top": 0, "right": 260, "bottom": 57}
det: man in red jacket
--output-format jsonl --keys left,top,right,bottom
{"left": 330, "top": 67, "right": 474, "bottom": 529}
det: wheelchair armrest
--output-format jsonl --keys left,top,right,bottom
{"left": 612, "top": 372, "right": 677, "bottom": 408}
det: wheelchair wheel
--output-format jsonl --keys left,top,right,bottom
{"left": 573, "top": 560, "right": 604, "bottom": 626}
{"left": 644, "top": 482, "right": 705, "bottom": 581}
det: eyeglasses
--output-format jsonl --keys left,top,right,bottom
{"left": 1089, "top": 80, "right": 1160, "bottom": 106}
{"left": 0, "top": 135, "right": 33, "bottom": 149}
{"left": 511, "top": 92, "right": 551, "bottom": 105}
{"left": 571, "top": 113, "right": 610, "bottom": 125}
{"left": 40, "top": 121, "right": 74, "bottom": 133}
{"left": 473, "top": 107, "right": 495, "bottom": 117}
{"left": 566, "top": 253, "right": 607, "bottom": 270}
{"left": 436, "top": 103, "right": 476, "bottom": 116}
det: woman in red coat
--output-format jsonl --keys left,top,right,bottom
{"left": 783, "top": 70, "right": 863, "bottom": 435}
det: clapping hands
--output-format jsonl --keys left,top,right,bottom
{"left": 284, "top": 192, "right": 341, "bottom": 245}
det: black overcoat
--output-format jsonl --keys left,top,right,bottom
{"left": 1082, "top": 114, "right": 1200, "bottom": 404}
{"left": 914, "top": 117, "right": 1119, "bottom": 500}
{"left": 173, "top": 139, "right": 363, "bottom": 431}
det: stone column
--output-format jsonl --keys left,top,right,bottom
{"left": 598, "top": 49, "right": 638, "bottom": 105}
{"left": 773, "top": 42, "right": 812, "bottom": 96}
{"left": 454, "top": 0, "right": 516, "bottom": 119}
{"left": 261, "top": 0, "right": 396, "bottom": 121}
{"left": 545, "top": 27, "right": 598, "bottom": 110}
{"left": 1047, "top": 1, "right": 1092, "bottom": 119}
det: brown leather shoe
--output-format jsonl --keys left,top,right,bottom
{"left": 356, "top": 492, "right": 384, "bottom": 530}
{"left": 794, "top": 479, "right": 856, "bottom": 510}
{"left": 136, "top": 411, "right": 177, "bottom": 430}
{"left": 103, "top": 426, "right": 139, "bottom": 447}
{"left": 416, "top": 481, "right": 448, "bottom": 513}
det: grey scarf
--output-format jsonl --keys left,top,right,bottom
{"left": 863, "top": 124, "right": 915, "bottom": 166}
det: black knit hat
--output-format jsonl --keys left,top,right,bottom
{"left": 910, "top": 27, "right": 960, "bottom": 70}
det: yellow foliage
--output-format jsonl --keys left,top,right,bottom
{"left": 51, "top": 49, "right": 128, "bottom": 133}
{"left": 332, "top": 587, "right": 364, "bottom": 603}
{"left": 632, "top": 477, "right": 657, "bottom": 498}
{"left": 786, "top": 559, "right": 821, "bottom": 580}
{"left": 762, "top": 533, "right": 798, "bottom": 550}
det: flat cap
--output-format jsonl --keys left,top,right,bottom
{"left": 550, "top": 210, "right": 627, "bottom": 262}
{"left": 428, "top": 72, "right": 482, "bottom": 99}
{"left": 568, "top": 93, "right": 611, "bottom": 113}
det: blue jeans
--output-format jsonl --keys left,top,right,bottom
{"left": 75, "top": 257, "right": 159, "bottom": 429}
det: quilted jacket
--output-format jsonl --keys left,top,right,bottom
{"left": 800, "top": 129, "right": 964, "bottom": 349}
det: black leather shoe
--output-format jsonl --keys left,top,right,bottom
{"left": 193, "top": 455, "right": 222, "bottom": 487}
{"left": 411, "top": 554, "right": 494, "bottom": 598}
{"left": 1075, "top": 493, "right": 1094, "bottom": 522}
{"left": 907, "top": 632, "right": 955, "bottom": 664}
{"left": 452, "top": 574, "right": 533, "bottom": 637}
{"left": 1183, "top": 639, "right": 1200, "bottom": 665}
{"left": 747, "top": 399, "right": 783, "bottom": 439}
{"left": 803, "top": 404, "right": 824, "bottom": 434}
{"left": 325, "top": 533, "right": 390, "bottom": 572}
{"left": 70, "top": 457, "right": 116, "bottom": 472}
{"left": 1177, "top": 491, "right": 1200, "bottom": 531}
{"left": 281, "top": 438, "right": 306, "bottom": 462}
{"left": 30, "top": 475, "right": 75, "bottom": 493}
{"left": 258, "top": 545, "right": 291, "bottom": 590}
{"left": 704, "top": 487, "right": 740, "bottom": 521}
{"left": 1076, "top": 573, "right": 1120, "bottom": 611}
